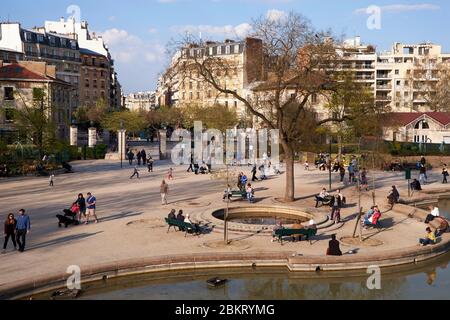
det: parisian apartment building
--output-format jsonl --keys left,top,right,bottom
{"left": 0, "top": 60, "right": 73, "bottom": 140}
{"left": 157, "top": 36, "right": 450, "bottom": 121}
{"left": 0, "top": 18, "right": 122, "bottom": 123}
{"left": 124, "top": 91, "right": 157, "bottom": 112}
{"left": 156, "top": 37, "right": 264, "bottom": 119}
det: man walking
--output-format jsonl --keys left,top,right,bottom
{"left": 160, "top": 180, "right": 169, "bottom": 205}
{"left": 147, "top": 156, "right": 154, "bottom": 173}
{"left": 86, "top": 192, "right": 99, "bottom": 224}
{"left": 251, "top": 165, "right": 258, "bottom": 182}
{"left": 141, "top": 149, "right": 147, "bottom": 166}
{"left": 15, "top": 209, "right": 31, "bottom": 253}
{"left": 127, "top": 150, "right": 135, "bottom": 166}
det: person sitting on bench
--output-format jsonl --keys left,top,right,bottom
{"left": 410, "top": 179, "right": 422, "bottom": 192}
{"left": 363, "top": 207, "right": 381, "bottom": 228}
{"left": 315, "top": 188, "right": 330, "bottom": 208}
{"left": 425, "top": 206, "right": 440, "bottom": 224}
{"left": 184, "top": 214, "right": 200, "bottom": 234}
{"left": 223, "top": 185, "right": 232, "bottom": 200}
{"left": 326, "top": 234, "right": 342, "bottom": 256}
{"left": 168, "top": 209, "right": 176, "bottom": 220}
{"left": 291, "top": 221, "right": 304, "bottom": 242}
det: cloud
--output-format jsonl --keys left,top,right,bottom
{"left": 171, "top": 23, "right": 252, "bottom": 39}
{"left": 354, "top": 3, "right": 440, "bottom": 15}
{"left": 266, "top": 9, "right": 287, "bottom": 22}
{"left": 148, "top": 27, "right": 158, "bottom": 34}
{"left": 108, "top": 16, "right": 116, "bottom": 22}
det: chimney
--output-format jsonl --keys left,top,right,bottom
{"left": 60, "top": 17, "right": 65, "bottom": 23}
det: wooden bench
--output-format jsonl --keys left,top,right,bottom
{"left": 165, "top": 218, "right": 200, "bottom": 237}
{"left": 274, "top": 228, "right": 317, "bottom": 245}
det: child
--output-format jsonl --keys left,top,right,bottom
{"left": 49, "top": 173, "right": 55, "bottom": 187}
{"left": 168, "top": 168, "right": 174, "bottom": 180}
{"left": 304, "top": 161, "right": 310, "bottom": 171}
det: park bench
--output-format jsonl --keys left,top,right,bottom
{"left": 165, "top": 218, "right": 200, "bottom": 237}
{"left": 223, "top": 190, "right": 247, "bottom": 201}
{"left": 274, "top": 228, "right": 317, "bottom": 245}
{"left": 315, "top": 195, "right": 333, "bottom": 207}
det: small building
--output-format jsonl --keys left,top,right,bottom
{"left": 383, "top": 112, "right": 450, "bottom": 144}
{"left": 0, "top": 61, "right": 73, "bottom": 141}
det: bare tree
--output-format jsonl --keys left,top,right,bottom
{"left": 170, "top": 12, "right": 377, "bottom": 201}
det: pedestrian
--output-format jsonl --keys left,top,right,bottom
{"left": 348, "top": 164, "right": 355, "bottom": 183}
{"left": 241, "top": 173, "right": 248, "bottom": 190}
{"left": 330, "top": 193, "right": 342, "bottom": 224}
{"left": 15, "top": 209, "right": 30, "bottom": 253}
{"left": 246, "top": 183, "right": 254, "bottom": 203}
{"left": 128, "top": 150, "right": 135, "bottom": 166}
{"left": 360, "top": 168, "right": 369, "bottom": 191}
{"left": 419, "top": 165, "right": 427, "bottom": 185}
{"left": 49, "top": 173, "right": 55, "bottom": 187}
{"left": 339, "top": 165, "right": 345, "bottom": 183}
{"left": 75, "top": 193, "right": 86, "bottom": 223}
{"left": 136, "top": 150, "right": 142, "bottom": 166}
{"left": 442, "top": 164, "right": 449, "bottom": 184}
{"left": 304, "top": 161, "right": 310, "bottom": 171}
{"left": 86, "top": 192, "right": 99, "bottom": 224}
{"left": 147, "top": 156, "right": 154, "bottom": 172}
{"left": 2, "top": 213, "right": 17, "bottom": 253}
{"left": 130, "top": 166, "right": 140, "bottom": 179}
{"left": 251, "top": 165, "right": 258, "bottom": 182}
{"left": 160, "top": 180, "right": 169, "bottom": 205}
{"left": 167, "top": 168, "right": 174, "bottom": 180}
{"left": 141, "top": 149, "right": 147, "bottom": 166}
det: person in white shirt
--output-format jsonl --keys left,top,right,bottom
{"left": 315, "top": 188, "right": 330, "bottom": 208}
{"left": 49, "top": 173, "right": 55, "bottom": 187}
{"left": 425, "top": 206, "right": 440, "bottom": 224}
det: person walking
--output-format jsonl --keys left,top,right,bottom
{"left": 419, "top": 165, "right": 427, "bottom": 185}
{"left": 251, "top": 165, "right": 258, "bottom": 182}
{"left": 127, "top": 150, "right": 135, "bottom": 166}
{"left": 137, "top": 151, "right": 142, "bottom": 166}
{"left": 130, "top": 166, "right": 140, "bottom": 179}
{"left": 160, "top": 180, "right": 169, "bottom": 205}
{"left": 75, "top": 193, "right": 86, "bottom": 223}
{"left": 49, "top": 173, "right": 55, "bottom": 187}
{"left": 442, "top": 164, "right": 449, "bottom": 184}
{"left": 339, "top": 165, "right": 346, "bottom": 183}
{"left": 86, "top": 192, "right": 99, "bottom": 224}
{"left": 3, "top": 213, "right": 17, "bottom": 253}
{"left": 246, "top": 183, "right": 254, "bottom": 203}
{"left": 167, "top": 168, "right": 174, "bottom": 180}
{"left": 15, "top": 209, "right": 30, "bottom": 253}
{"left": 141, "top": 149, "right": 147, "bottom": 167}
{"left": 147, "top": 156, "right": 154, "bottom": 173}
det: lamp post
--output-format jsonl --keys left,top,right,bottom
{"left": 328, "top": 135, "right": 332, "bottom": 191}
{"left": 120, "top": 120, "right": 124, "bottom": 169}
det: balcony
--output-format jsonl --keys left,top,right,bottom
{"left": 376, "top": 84, "right": 392, "bottom": 90}
{"left": 377, "top": 73, "right": 392, "bottom": 79}
{"left": 376, "top": 95, "right": 392, "bottom": 101}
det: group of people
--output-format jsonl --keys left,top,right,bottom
{"left": 167, "top": 209, "right": 200, "bottom": 234}
{"left": 3, "top": 209, "right": 31, "bottom": 253}
{"left": 362, "top": 206, "right": 382, "bottom": 229}
{"left": 70, "top": 192, "right": 99, "bottom": 225}
{"left": 419, "top": 205, "right": 449, "bottom": 246}
{"left": 127, "top": 148, "right": 154, "bottom": 172}
{"left": 271, "top": 219, "right": 317, "bottom": 243}
{"left": 314, "top": 188, "right": 346, "bottom": 224}
{"left": 237, "top": 172, "right": 255, "bottom": 203}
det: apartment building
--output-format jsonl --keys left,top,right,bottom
{"left": 0, "top": 48, "right": 24, "bottom": 63}
{"left": 156, "top": 38, "right": 264, "bottom": 118}
{"left": 0, "top": 61, "right": 73, "bottom": 140}
{"left": 125, "top": 91, "right": 156, "bottom": 112}
{"left": 376, "top": 43, "right": 450, "bottom": 112}
{"left": 44, "top": 18, "right": 121, "bottom": 111}
{"left": 0, "top": 22, "right": 80, "bottom": 118}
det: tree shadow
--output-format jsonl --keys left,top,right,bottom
{"left": 99, "top": 211, "right": 144, "bottom": 223}
{"left": 27, "top": 232, "right": 103, "bottom": 251}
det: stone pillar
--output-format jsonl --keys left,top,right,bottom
{"left": 70, "top": 125, "right": 78, "bottom": 146}
{"left": 118, "top": 129, "right": 127, "bottom": 159}
{"left": 88, "top": 127, "right": 97, "bottom": 148}
{"left": 159, "top": 130, "right": 167, "bottom": 159}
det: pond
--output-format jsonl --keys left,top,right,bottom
{"left": 32, "top": 253, "right": 450, "bottom": 300}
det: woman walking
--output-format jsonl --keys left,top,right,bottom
{"left": 160, "top": 180, "right": 169, "bottom": 205}
{"left": 75, "top": 193, "right": 87, "bottom": 223}
{"left": 3, "top": 213, "right": 17, "bottom": 253}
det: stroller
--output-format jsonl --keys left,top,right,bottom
{"left": 56, "top": 203, "right": 80, "bottom": 228}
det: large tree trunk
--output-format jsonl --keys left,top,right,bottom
{"left": 282, "top": 144, "right": 295, "bottom": 202}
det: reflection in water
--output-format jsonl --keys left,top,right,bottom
{"left": 30, "top": 254, "right": 450, "bottom": 300}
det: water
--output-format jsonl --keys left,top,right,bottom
{"left": 439, "top": 199, "right": 450, "bottom": 219}
{"left": 33, "top": 253, "right": 450, "bottom": 300}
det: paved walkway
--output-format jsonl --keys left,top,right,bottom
{"left": 0, "top": 159, "right": 448, "bottom": 292}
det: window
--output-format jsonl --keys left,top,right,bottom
{"left": 4, "top": 108, "right": 14, "bottom": 122}
{"left": 226, "top": 46, "right": 231, "bottom": 54}
{"left": 396, "top": 80, "right": 401, "bottom": 86}
{"left": 311, "top": 94, "right": 318, "bottom": 104}
{"left": 4, "top": 87, "right": 14, "bottom": 100}
{"left": 209, "top": 47, "right": 213, "bottom": 55}
{"left": 395, "top": 69, "right": 399, "bottom": 75}
{"left": 196, "top": 92, "right": 200, "bottom": 99}
{"left": 234, "top": 101, "right": 238, "bottom": 108}
{"left": 225, "top": 101, "right": 229, "bottom": 108}
{"left": 217, "top": 46, "right": 222, "bottom": 55}
{"left": 25, "top": 32, "right": 32, "bottom": 42}
{"left": 189, "top": 92, "right": 193, "bottom": 100}
{"left": 37, "top": 34, "right": 44, "bottom": 43}
{"left": 49, "top": 36, "right": 56, "bottom": 46}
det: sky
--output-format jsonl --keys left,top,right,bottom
{"left": 2, "top": 0, "right": 449, "bottom": 93}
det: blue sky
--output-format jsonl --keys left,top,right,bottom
{"left": 2, "top": 0, "right": 449, "bottom": 93}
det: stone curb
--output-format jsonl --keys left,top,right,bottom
{"left": 2, "top": 234, "right": 449, "bottom": 300}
